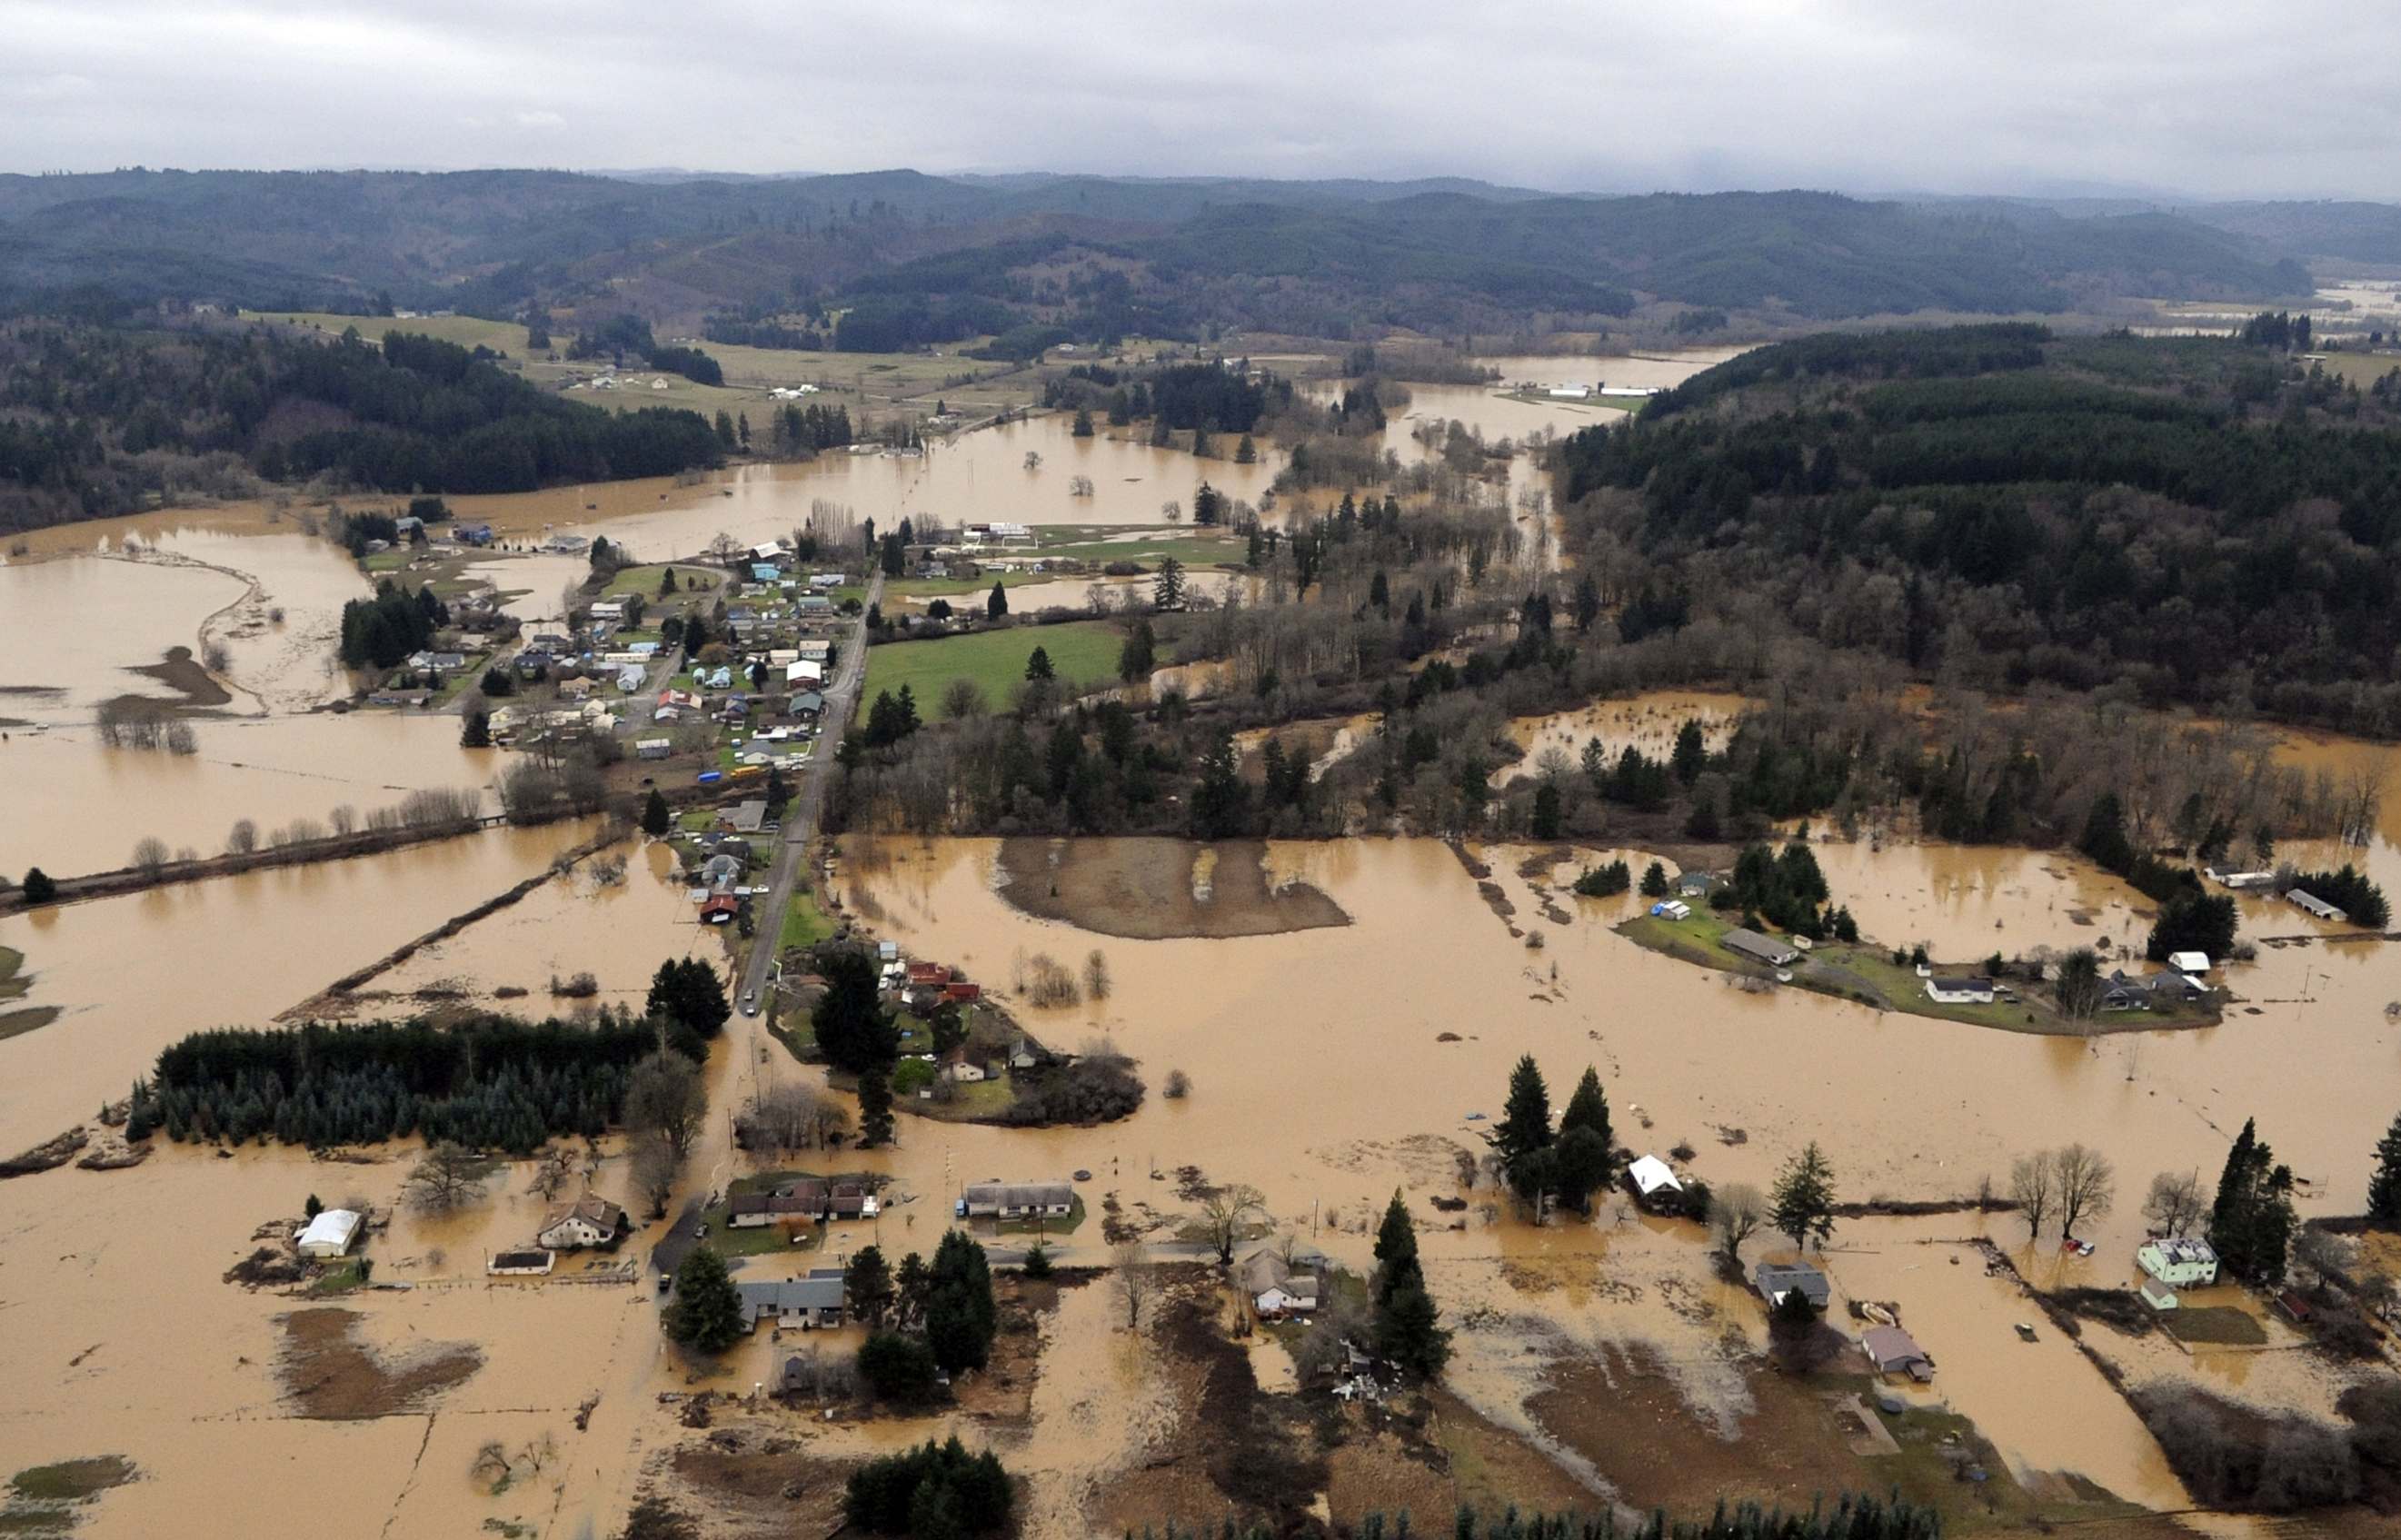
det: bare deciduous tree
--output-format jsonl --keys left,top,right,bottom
{"left": 1111, "top": 1241, "right": 1154, "bottom": 1329}
{"left": 2143, "top": 1169, "right": 2206, "bottom": 1238}
{"left": 405, "top": 1141, "right": 489, "bottom": 1212}
{"left": 1083, "top": 949, "right": 1111, "bottom": 1002}
{"left": 629, "top": 1130, "right": 678, "bottom": 1220}
{"left": 738, "top": 1083, "right": 848, "bottom": 1155}
{"left": 131, "top": 836, "right": 171, "bottom": 875}
{"left": 1192, "top": 1183, "right": 1265, "bottom": 1265}
{"left": 1709, "top": 1181, "right": 1765, "bottom": 1264}
{"left": 2056, "top": 1143, "right": 2116, "bottom": 1241}
{"left": 624, "top": 1053, "right": 706, "bottom": 1161}
{"left": 2009, "top": 1151, "right": 2058, "bottom": 1241}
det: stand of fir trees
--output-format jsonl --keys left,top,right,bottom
{"left": 1488, "top": 1058, "right": 1624, "bottom": 1218}
{"left": 1371, "top": 1190, "right": 1451, "bottom": 1378}
{"left": 125, "top": 1007, "right": 702, "bottom": 1150}
{"left": 1125, "top": 1492, "right": 1943, "bottom": 1539}
{"left": 2208, "top": 1118, "right": 2298, "bottom": 1286}
{"left": 843, "top": 1436, "right": 1013, "bottom": 1536}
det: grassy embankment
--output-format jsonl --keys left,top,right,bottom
{"left": 0, "top": 946, "right": 61, "bottom": 1041}
{"left": 856, "top": 620, "right": 1131, "bottom": 723}
{"left": 1615, "top": 909, "right": 2216, "bottom": 1035}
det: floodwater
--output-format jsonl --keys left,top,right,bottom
{"left": 0, "top": 819, "right": 595, "bottom": 1151}
{"left": 2, "top": 714, "right": 498, "bottom": 877}
{"left": 439, "top": 416, "right": 1288, "bottom": 561}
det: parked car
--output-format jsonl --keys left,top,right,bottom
{"left": 741, "top": 989, "right": 759, "bottom": 1016}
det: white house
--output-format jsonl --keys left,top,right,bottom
{"left": 536, "top": 1197, "right": 627, "bottom": 1251}
{"left": 1925, "top": 977, "right": 1996, "bottom": 1006}
{"left": 2167, "top": 951, "right": 2212, "bottom": 976}
{"left": 1240, "top": 1248, "right": 1320, "bottom": 1318}
{"left": 294, "top": 1208, "right": 364, "bottom": 1259}
{"left": 785, "top": 660, "right": 824, "bottom": 688}
{"left": 1625, "top": 1155, "right": 1683, "bottom": 1199}
{"left": 2137, "top": 1237, "right": 2219, "bottom": 1288}
{"left": 959, "top": 1181, "right": 1075, "bottom": 1219}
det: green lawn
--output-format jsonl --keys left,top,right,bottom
{"left": 602, "top": 562, "right": 730, "bottom": 601}
{"left": 1031, "top": 525, "right": 1248, "bottom": 565}
{"left": 990, "top": 1193, "right": 1086, "bottom": 1237}
{"left": 778, "top": 889, "right": 835, "bottom": 952}
{"left": 698, "top": 1170, "right": 833, "bottom": 1257}
{"left": 857, "top": 620, "right": 1128, "bottom": 722}
{"left": 1617, "top": 912, "right": 2062, "bottom": 1031}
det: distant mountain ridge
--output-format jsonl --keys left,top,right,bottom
{"left": 0, "top": 167, "right": 2321, "bottom": 333}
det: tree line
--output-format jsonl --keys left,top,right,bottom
{"left": 125, "top": 1008, "right": 709, "bottom": 1152}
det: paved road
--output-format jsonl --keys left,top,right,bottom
{"left": 735, "top": 573, "right": 882, "bottom": 1008}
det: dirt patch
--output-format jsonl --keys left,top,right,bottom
{"left": 1091, "top": 1269, "right": 1330, "bottom": 1533}
{"left": 0, "top": 1125, "right": 87, "bottom": 1178}
{"left": 663, "top": 1432, "right": 856, "bottom": 1540}
{"left": 3, "top": 1456, "right": 137, "bottom": 1534}
{"left": 274, "top": 1307, "right": 482, "bottom": 1418}
{"left": 1529, "top": 1345, "right": 1874, "bottom": 1514}
{"left": 112, "top": 645, "right": 233, "bottom": 713}
{"left": 995, "top": 837, "right": 1348, "bottom": 939}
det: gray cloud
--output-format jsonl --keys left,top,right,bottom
{"left": 2, "top": 0, "right": 2393, "bottom": 199}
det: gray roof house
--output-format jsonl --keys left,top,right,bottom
{"left": 960, "top": 1180, "right": 1075, "bottom": 1218}
{"left": 1721, "top": 929, "right": 1798, "bottom": 968}
{"left": 1753, "top": 1261, "right": 1831, "bottom": 1310}
{"left": 736, "top": 1268, "right": 848, "bottom": 1330}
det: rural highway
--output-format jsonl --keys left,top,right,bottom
{"left": 734, "top": 572, "right": 882, "bottom": 1009}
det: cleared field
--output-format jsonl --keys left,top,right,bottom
{"left": 254, "top": 310, "right": 533, "bottom": 353}
{"left": 856, "top": 620, "right": 1128, "bottom": 721}
{"left": 249, "top": 312, "right": 1040, "bottom": 417}
{"left": 2310, "top": 351, "right": 2401, "bottom": 389}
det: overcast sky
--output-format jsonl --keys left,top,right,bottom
{"left": 5, "top": 0, "right": 2395, "bottom": 200}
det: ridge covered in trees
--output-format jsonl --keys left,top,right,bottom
{"left": 0, "top": 317, "right": 721, "bottom": 532}
{"left": 1557, "top": 324, "right": 2401, "bottom": 735}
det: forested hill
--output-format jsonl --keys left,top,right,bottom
{"left": 0, "top": 321, "right": 720, "bottom": 532}
{"left": 1554, "top": 323, "right": 2401, "bottom": 736}
{"left": 0, "top": 169, "right": 2311, "bottom": 339}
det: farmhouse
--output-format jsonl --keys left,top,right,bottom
{"left": 2137, "top": 1237, "right": 2219, "bottom": 1288}
{"left": 1624, "top": 1155, "right": 1684, "bottom": 1210}
{"left": 1860, "top": 1324, "right": 1936, "bottom": 1380}
{"left": 960, "top": 1181, "right": 1075, "bottom": 1219}
{"left": 736, "top": 1269, "right": 848, "bottom": 1331}
{"left": 1924, "top": 977, "right": 1995, "bottom": 1006}
{"left": 536, "top": 1197, "right": 628, "bottom": 1251}
{"left": 294, "top": 1208, "right": 364, "bottom": 1259}
{"left": 1752, "top": 1260, "right": 1832, "bottom": 1310}
{"left": 1720, "top": 929, "right": 1798, "bottom": 968}
{"left": 1240, "top": 1247, "right": 1321, "bottom": 1318}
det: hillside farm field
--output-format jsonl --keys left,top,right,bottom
{"left": 856, "top": 620, "right": 1130, "bottom": 721}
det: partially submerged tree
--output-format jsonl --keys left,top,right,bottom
{"left": 2009, "top": 1151, "right": 2057, "bottom": 1241}
{"left": 624, "top": 1051, "right": 707, "bottom": 1162}
{"left": 2055, "top": 1142, "right": 2116, "bottom": 1241}
{"left": 1111, "top": 1241, "right": 1154, "bottom": 1329}
{"left": 664, "top": 1245, "right": 745, "bottom": 1354}
{"left": 1710, "top": 1182, "right": 1765, "bottom": 1265}
{"left": 403, "top": 1141, "right": 489, "bottom": 1211}
{"left": 1768, "top": 1142, "right": 1838, "bottom": 1251}
{"left": 1192, "top": 1182, "right": 1266, "bottom": 1265}
{"left": 2143, "top": 1169, "right": 2206, "bottom": 1238}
